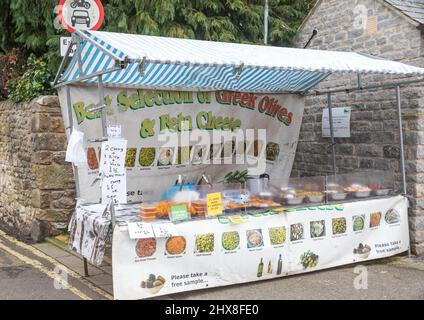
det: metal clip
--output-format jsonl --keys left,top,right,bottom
{"left": 235, "top": 63, "right": 244, "bottom": 79}
{"left": 86, "top": 104, "right": 106, "bottom": 113}
{"left": 139, "top": 56, "right": 147, "bottom": 76}
{"left": 115, "top": 57, "right": 129, "bottom": 69}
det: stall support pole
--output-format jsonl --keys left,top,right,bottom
{"left": 66, "top": 86, "right": 89, "bottom": 277}
{"left": 395, "top": 86, "right": 411, "bottom": 258}
{"left": 395, "top": 86, "right": 407, "bottom": 195}
{"left": 75, "top": 34, "right": 83, "bottom": 75}
{"left": 327, "top": 93, "right": 337, "bottom": 174}
{"left": 97, "top": 75, "right": 116, "bottom": 229}
{"left": 97, "top": 75, "right": 107, "bottom": 138}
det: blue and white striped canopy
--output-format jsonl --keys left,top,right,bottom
{"left": 59, "top": 30, "right": 424, "bottom": 93}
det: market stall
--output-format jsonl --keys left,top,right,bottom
{"left": 54, "top": 30, "right": 424, "bottom": 300}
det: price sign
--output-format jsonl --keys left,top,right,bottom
{"left": 127, "top": 222, "right": 154, "bottom": 239}
{"left": 100, "top": 138, "right": 127, "bottom": 204}
{"left": 152, "top": 223, "right": 179, "bottom": 238}
{"left": 170, "top": 204, "right": 189, "bottom": 222}
{"left": 206, "top": 192, "right": 223, "bottom": 216}
{"left": 107, "top": 124, "right": 122, "bottom": 138}
{"left": 228, "top": 215, "right": 246, "bottom": 224}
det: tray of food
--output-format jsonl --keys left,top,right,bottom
{"left": 298, "top": 191, "right": 324, "bottom": 203}
{"left": 285, "top": 195, "right": 304, "bottom": 205}
{"left": 328, "top": 190, "right": 348, "bottom": 201}
{"left": 369, "top": 185, "right": 390, "bottom": 196}
{"left": 344, "top": 185, "right": 372, "bottom": 198}
{"left": 281, "top": 190, "right": 305, "bottom": 205}
{"left": 246, "top": 195, "right": 281, "bottom": 209}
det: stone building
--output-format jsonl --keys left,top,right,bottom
{"left": 293, "top": 0, "right": 424, "bottom": 255}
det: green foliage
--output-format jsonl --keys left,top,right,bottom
{"left": 0, "top": 0, "right": 316, "bottom": 99}
{"left": 1, "top": 0, "right": 315, "bottom": 58}
{"left": 102, "top": 0, "right": 316, "bottom": 46}
{"left": 8, "top": 54, "right": 55, "bottom": 103}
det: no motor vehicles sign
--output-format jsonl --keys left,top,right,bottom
{"left": 58, "top": 0, "right": 104, "bottom": 33}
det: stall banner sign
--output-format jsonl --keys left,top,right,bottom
{"left": 112, "top": 196, "right": 409, "bottom": 300}
{"left": 59, "top": 0, "right": 104, "bottom": 33}
{"left": 57, "top": 86, "right": 305, "bottom": 203}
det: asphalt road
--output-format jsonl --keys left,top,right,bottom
{"left": 0, "top": 230, "right": 111, "bottom": 300}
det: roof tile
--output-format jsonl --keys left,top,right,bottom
{"left": 385, "top": 0, "right": 424, "bottom": 24}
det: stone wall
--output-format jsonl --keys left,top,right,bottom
{"left": 293, "top": 0, "right": 424, "bottom": 255}
{"left": 0, "top": 96, "right": 75, "bottom": 241}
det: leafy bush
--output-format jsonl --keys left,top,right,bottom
{"left": 8, "top": 54, "right": 54, "bottom": 103}
{"left": 0, "top": 48, "right": 24, "bottom": 100}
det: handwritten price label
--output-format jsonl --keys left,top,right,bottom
{"left": 127, "top": 222, "right": 154, "bottom": 239}
{"left": 152, "top": 223, "right": 179, "bottom": 238}
{"left": 206, "top": 192, "right": 223, "bottom": 216}
{"left": 228, "top": 215, "right": 245, "bottom": 224}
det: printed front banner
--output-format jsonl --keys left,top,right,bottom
{"left": 57, "top": 86, "right": 305, "bottom": 203}
{"left": 112, "top": 196, "right": 409, "bottom": 300}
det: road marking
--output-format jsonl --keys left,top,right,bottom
{"left": 0, "top": 230, "right": 113, "bottom": 300}
{"left": 0, "top": 240, "right": 91, "bottom": 300}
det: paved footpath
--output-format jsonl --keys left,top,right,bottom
{"left": 1, "top": 227, "right": 424, "bottom": 300}
{"left": 0, "top": 229, "right": 112, "bottom": 300}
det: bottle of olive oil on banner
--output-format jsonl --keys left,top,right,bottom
{"left": 257, "top": 258, "right": 264, "bottom": 277}
{"left": 267, "top": 260, "right": 272, "bottom": 274}
{"left": 277, "top": 254, "right": 283, "bottom": 275}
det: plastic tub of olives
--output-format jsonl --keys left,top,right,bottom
{"left": 307, "top": 194, "right": 324, "bottom": 203}
{"left": 355, "top": 190, "right": 371, "bottom": 198}
{"left": 285, "top": 195, "right": 304, "bottom": 205}
{"left": 329, "top": 191, "right": 347, "bottom": 201}
{"left": 374, "top": 189, "right": 390, "bottom": 196}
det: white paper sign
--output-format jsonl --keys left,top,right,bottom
{"left": 60, "top": 37, "right": 76, "bottom": 57}
{"left": 322, "top": 107, "right": 351, "bottom": 138}
{"left": 65, "top": 128, "right": 86, "bottom": 166}
{"left": 101, "top": 138, "right": 128, "bottom": 204}
{"left": 127, "top": 222, "right": 155, "bottom": 239}
{"left": 152, "top": 223, "right": 179, "bottom": 238}
{"left": 107, "top": 125, "right": 122, "bottom": 139}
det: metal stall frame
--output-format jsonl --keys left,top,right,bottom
{"left": 55, "top": 33, "right": 123, "bottom": 276}
{"left": 309, "top": 78, "right": 424, "bottom": 258}
{"left": 54, "top": 32, "right": 424, "bottom": 275}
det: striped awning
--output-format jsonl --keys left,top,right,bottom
{"left": 59, "top": 30, "right": 424, "bottom": 93}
